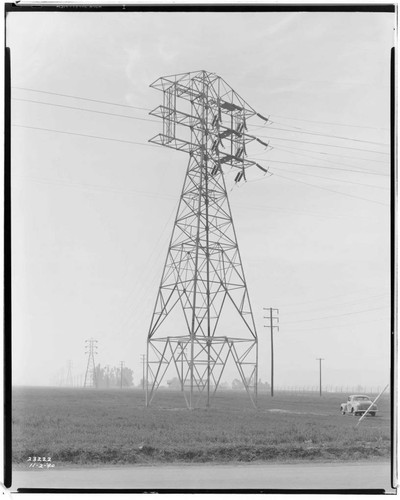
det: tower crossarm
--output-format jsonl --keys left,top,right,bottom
{"left": 148, "top": 70, "right": 264, "bottom": 175}
{"left": 149, "top": 105, "right": 201, "bottom": 129}
{"left": 149, "top": 134, "right": 196, "bottom": 153}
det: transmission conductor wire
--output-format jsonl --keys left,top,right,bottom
{"left": 265, "top": 113, "right": 389, "bottom": 132}
{"left": 257, "top": 156, "right": 389, "bottom": 177}
{"left": 280, "top": 292, "right": 388, "bottom": 311}
{"left": 269, "top": 166, "right": 389, "bottom": 190}
{"left": 281, "top": 305, "right": 389, "bottom": 325}
{"left": 12, "top": 97, "right": 159, "bottom": 123}
{"left": 282, "top": 317, "right": 386, "bottom": 332}
{"left": 257, "top": 122, "right": 388, "bottom": 147}
{"left": 16, "top": 174, "right": 177, "bottom": 202}
{"left": 14, "top": 87, "right": 389, "bottom": 156}
{"left": 282, "top": 293, "right": 388, "bottom": 315}
{"left": 14, "top": 124, "right": 390, "bottom": 207}
{"left": 255, "top": 132, "right": 389, "bottom": 155}
{"left": 272, "top": 172, "right": 389, "bottom": 206}
{"left": 13, "top": 122, "right": 368, "bottom": 221}
{"left": 113, "top": 199, "right": 180, "bottom": 339}
{"left": 13, "top": 85, "right": 388, "bottom": 134}
{"left": 12, "top": 86, "right": 151, "bottom": 112}
{"left": 12, "top": 124, "right": 162, "bottom": 148}
{"left": 271, "top": 143, "right": 389, "bottom": 165}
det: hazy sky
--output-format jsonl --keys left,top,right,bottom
{"left": 7, "top": 9, "right": 394, "bottom": 389}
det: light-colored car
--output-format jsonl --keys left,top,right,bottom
{"left": 340, "top": 395, "right": 377, "bottom": 416}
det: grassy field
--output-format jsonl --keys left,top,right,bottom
{"left": 12, "top": 387, "right": 391, "bottom": 466}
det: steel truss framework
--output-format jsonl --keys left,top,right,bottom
{"left": 147, "top": 71, "right": 260, "bottom": 409}
{"left": 84, "top": 338, "right": 98, "bottom": 388}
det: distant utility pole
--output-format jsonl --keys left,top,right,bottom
{"left": 65, "top": 360, "right": 73, "bottom": 387}
{"left": 263, "top": 308, "right": 279, "bottom": 397}
{"left": 120, "top": 361, "right": 125, "bottom": 389}
{"left": 316, "top": 358, "right": 324, "bottom": 396}
{"left": 140, "top": 355, "right": 146, "bottom": 390}
{"left": 84, "top": 338, "right": 98, "bottom": 388}
{"left": 178, "top": 344, "right": 187, "bottom": 391}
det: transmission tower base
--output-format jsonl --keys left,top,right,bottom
{"left": 146, "top": 336, "right": 257, "bottom": 409}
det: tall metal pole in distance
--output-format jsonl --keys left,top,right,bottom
{"left": 84, "top": 338, "right": 98, "bottom": 388}
{"left": 316, "top": 358, "right": 324, "bottom": 396}
{"left": 120, "top": 361, "right": 125, "bottom": 389}
{"left": 263, "top": 308, "right": 279, "bottom": 397}
{"left": 140, "top": 355, "right": 146, "bottom": 390}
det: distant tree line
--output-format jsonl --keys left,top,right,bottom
{"left": 95, "top": 364, "right": 134, "bottom": 388}
{"left": 166, "top": 377, "right": 271, "bottom": 391}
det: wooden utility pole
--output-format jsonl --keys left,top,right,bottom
{"left": 316, "top": 358, "right": 324, "bottom": 396}
{"left": 263, "top": 308, "right": 279, "bottom": 397}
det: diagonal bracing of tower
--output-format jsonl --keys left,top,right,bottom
{"left": 84, "top": 338, "right": 98, "bottom": 388}
{"left": 146, "top": 70, "right": 269, "bottom": 409}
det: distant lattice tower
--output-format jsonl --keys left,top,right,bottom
{"left": 84, "top": 338, "right": 98, "bottom": 388}
{"left": 146, "top": 71, "right": 269, "bottom": 409}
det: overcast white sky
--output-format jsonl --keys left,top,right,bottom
{"left": 7, "top": 9, "right": 394, "bottom": 390}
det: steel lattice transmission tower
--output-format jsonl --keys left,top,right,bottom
{"left": 84, "top": 338, "right": 98, "bottom": 388}
{"left": 146, "top": 70, "right": 268, "bottom": 409}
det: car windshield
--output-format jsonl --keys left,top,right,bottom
{"left": 354, "top": 396, "right": 370, "bottom": 401}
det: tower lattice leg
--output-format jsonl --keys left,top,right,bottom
{"left": 147, "top": 155, "right": 257, "bottom": 408}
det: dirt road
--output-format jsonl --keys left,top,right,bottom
{"left": 11, "top": 461, "right": 394, "bottom": 492}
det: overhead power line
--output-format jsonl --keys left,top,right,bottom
{"left": 263, "top": 122, "right": 388, "bottom": 147}
{"left": 266, "top": 113, "right": 389, "bottom": 132}
{"left": 13, "top": 123, "right": 390, "bottom": 202}
{"left": 269, "top": 166, "right": 389, "bottom": 189}
{"left": 257, "top": 133, "right": 389, "bottom": 155}
{"left": 13, "top": 122, "right": 390, "bottom": 211}
{"left": 259, "top": 156, "right": 389, "bottom": 177}
{"left": 17, "top": 168, "right": 347, "bottom": 221}
{"left": 272, "top": 144, "right": 389, "bottom": 165}
{"left": 15, "top": 173, "right": 177, "bottom": 202}
{"left": 282, "top": 293, "right": 388, "bottom": 316}
{"left": 12, "top": 86, "right": 151, "bottom": 111}
{"left": 233, "top": 200, "right": 347, "bottom": 220}
{"left": 14, "top": 86, "right": 390, "bottom": 151}
{"left": 111, "top": 202, "right": 179, "bottom": 340}
{"left": 272, "top": 172, "right": 389, "bottom": 207}
{"left": 279, "top": 289, "right": 388, "bottom": 308}
{"left": 281, "top": 305, "right": 389, "bottom": 325}
{"left": 12, "top": 97, "right": 159, "bottom": 123}
{"left": 282, "top": 317, "right": 385, "bottom": 332}
{"left": 12, "top": 123, "right": 161, "bottom": 148}
{"left": 13, "top": 86, "right": 388, "bottom": 132}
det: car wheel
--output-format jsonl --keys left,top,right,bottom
{"left": 341, "top": 410, "right": 346, "bottom": 415}
{"left": 370, "top": 412, "right": 376, "bottom": 417}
